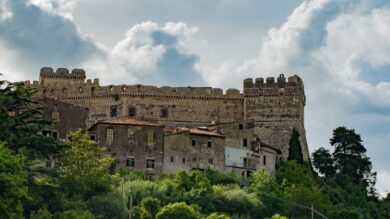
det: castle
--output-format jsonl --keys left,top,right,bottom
{"left": 26, "top": 67, "right": 308, "bottom": 176}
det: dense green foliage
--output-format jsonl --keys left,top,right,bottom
{"left": 0, "top": 81, "right": 388, "bottom": 219}
{"left": 287, "top": 128, "right": 303, "bottom": 164}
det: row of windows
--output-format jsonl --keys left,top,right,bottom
{"left": 126, "top": 158, "right": 155, "bottom": 168}
{"left": 170, "top": 156, "right": 213, "bottom": 164}
{"left": 106, "top": 128, "right": 154, "bottom": 144}
{"left": 110, "top": 106, "right": 169, "bottom": 118}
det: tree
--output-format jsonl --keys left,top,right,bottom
{"left": 140, "top": 197, "right": 161, "bottom": 219}
{"left": 330, "top": 127, "right": 376, "bottom": 190}
{"left": 206, "top": 212, "right": 231, "bottom": 219}
{"left": 58, "top": 129, "right": 119, "bottom": 200}
{"left": 155, "top": 202, "right": 200, "bottom": 219}
{"left": 312, "top": 147, "right": 335, "bottom": 178}
{"left": 0, "top": 80, "right": 63, "bottom": 157}
{"left": 0, "top": 142, "right": 28, "bottom": 218}
{"left": 287, "top": 128, "right": 303, "bottom": 163}
{"left": 87, "top": 193, "right": 127, "bottom": 219}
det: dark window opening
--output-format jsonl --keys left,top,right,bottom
{"left": 160, "top": 108, "right": 168, "bottom": 118}
{"left": 263, "top": 156, "right": 267, "bottom": 166}
{"left": 191, "top": 139, "right": 196, "bottom": 146}
{"left": 126, "top": 158, "right": 135, "bottom": 167}
{"left": 239, "top": 124, "right": 243, "bottom": 130}
{"left": 90, "top": 135, "right": 96, "bottom": 141}
{"left": 91, "top": 87, "right": 95, "bottom": 95}
{"left": 128, "top": 107, "right": 136, "bottom": 117}
{"left": 146, "top": 159, "right": 155, "bottom": 168}
{"left": 170, "top": 156, "right": 175, "bottom": 163}
{"left": 42, "top": 130, "right": 51, "bottom": 137}
{"left": 182, "top": 158, "right": 186, "bottom": 164}
{"left": 207, "top": 140, "right": 212, "bottom": 148}
{"left": 243, "top": 158, "right": 248, "bottom": 168}
{"left": 52, "top": 131, "right": 58, "bottom": 139}
{"left": 110, "top": 107, "right": 118, "bottom": 117}
{"left": 208, "top": 158, "right": 213, "bottom": 164}
{"left": 243, "top": 139, "right": 248, "bottom": 147}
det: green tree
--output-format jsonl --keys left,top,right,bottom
{"left": 0, "top": 142, "right": 28, "bottom": 218}
{"left": 140, "top": 197, "right": 161, "bottom": 219}
{"left": 87, "top": 193, "right": 127, "bottom": 219}
{"left": 312, "top": 147, "right": 335, "bottom": 178}
{"left": 287, "top": 128, "right": 303, "bottom": 163}
{"left": 58, "top": 129, "right": 119, "bottom": 200}
{"left": 155, "top": 202, "right": 200, "bottom": 219}
{"left": 330, "top": 127, "right": 376, "bottom": 191}
{"left": 206, "top": 212, "right": 231, "bottom": 219}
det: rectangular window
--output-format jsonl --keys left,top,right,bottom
{"left": 52, "top": 131, "right": 58, "bottom": 139}
{"left": 239, "top": 124, "right": 243, "bottom": 130}
{"left": 147, "top": 128, "right": 154, "bottom": 146}
{"left": 207, "top": 140, "right": 212, "bottom": 148}
{"left": 243, "top": 138, "right": 248, "bottom": 147}
{"left": 126, "top": 157, "right": 135, "bottom": 167}
{"left": 160, "top": 108, "right": 168, "bottom": 118}
{"left": 208, "top": 158, "right": 213, "bottom": 164}
{"left": 170, "top": 156, "right": 175, "bottom": 163}
{"left": 263, "top": 155, "right": 267, "bottom": 166}
{"left": 182, "top": 158, "right": 186, "bottom": 164}
{"left": 52, "top": 112, "right": 59, "bottom": 120}
{"left": 107, "top": 128, "right": 114, "bottom": 143}
{"left": 128, "top": 107, "right": 136, "bottom": 117}
{"left": 243, "top": 158, "right": 248, "bottom": 168}
{"left": 110, "top": 107, "right": 117, "bottom": 117}
{"left": 146, "top": 159, "right": 155, "bottom": 169}
{"left": 191, "top": 139, "right": 196, "bottom": 146}
{"left": 90, "top": 135, "right": 96, "bottom": 141}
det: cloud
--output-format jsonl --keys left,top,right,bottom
{"left": 83, "top": 21, "right": 203, "bottom": 86}
{"left": 377, "top": 170, "right": 390, "bottom": 197}
{"left": 0, "top": 0, "right": 204, "bottom": 86}
{"left": 202, "top": 0, "right": 390, "bottom": 194}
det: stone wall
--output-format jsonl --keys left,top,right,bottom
{"left": 28, "top": 67, "right": 308, "bottom": 160}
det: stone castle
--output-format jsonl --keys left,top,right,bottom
{"left": 26, "top": 67, "right": 309, "bottom": 161}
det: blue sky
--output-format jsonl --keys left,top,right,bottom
{"left": 0, "top": 0, "right": 389, "bottom": 195}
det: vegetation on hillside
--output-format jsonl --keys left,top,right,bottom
{"left": 0, "top": 80, "right": 389, "bottom": 219}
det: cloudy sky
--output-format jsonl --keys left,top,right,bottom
{"left": 0, "top": 0, "right": 389, "bottom": 195}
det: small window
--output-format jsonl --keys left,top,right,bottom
{"left": 110, "top": 107, "right": 118, "bottom": 117}
{"left": 191, "top": 139, "right": 196, "bottom": 146}
{"left": 243, "top": 158, "right": 248, "bottom": 168}
{"left": 239, "top": 124, "right": 243, "bottom": 130}
{"left": 126, "top": 157, "right": 135, "bottom": 167}
{"left": 208, "top": 158, "right": 213, "bottom": 164}
{"left": 52, "top": 112, "right": 59, "bottom": 120}
{"left": 263, "top": 155, "right": 267, "bottom": 166}
{"left": 207, "top": 140, "right": 212, "bottom": 148}
{"left": 146, "top": 159, "right": 155, "bottom": 169}
{"left": 243, "top": 139, "right": 248, "bottom": 147}
{"left": 182, "top": 158, "right": 186, "bottom": 164}
{"left": 128, "top": 107, "right": 136, "bottom": 117}
{"left": 42, "top": 130, "right": 51, "bottom": 137}
{"left": 52, "top": 131, "right": 58, "bottom": 139}
{"left": 160, "top": 108, "right": 168, "bottom": 118}
{"left": 170, "top": 156, "right": 175, "bottom": 163}
{"left": 147, "top": 128, "right": 154, "bottom": 146}
{"left": 90, "top": 135, "right": 96, "bottom": 141}
{"left": 107, "top": 128, "right": 114, "bottom": 143}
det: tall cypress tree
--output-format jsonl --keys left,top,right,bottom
{"left": 288, "top": 128, "right": 304, "bottom": 164}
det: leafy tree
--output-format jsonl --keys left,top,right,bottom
{"left": 0, "top": 142, "right": 28, "bottom": 218}
{"left": 287, "top": 128, "right": 303, "bottom": 163}
{"left": 268, "top": 214, "right": 288, "bottom": 219}
{"left": 0, "top": 80, "right": 63, "bottom": 157}
{"left": 87, "top": 193, "right": 127, "bottom": 219}
{"left": 155, "top": 202, "right": 200, "bottom": 219}
{"left": 58, "top": 129, "right": 119, "bottom": 200}
{"left": 140, "top": 197, "right": 161, "bottom": 219}
{"left": 206, "top": 212, "right": 231, "bottom": 219}
{"left": 30, "top": 208, "right": 53, "bottom": 219}
{"left": 330, "top": 127, "right": 376, "bottom": 191}
{"left": 312, "top": 147, "right": 335, "bottom": 178}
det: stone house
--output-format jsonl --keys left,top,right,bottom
{"left": 163, "top": 127, "right": 225, "bottom": 174}
{"left": 87, "top": 116, "right": 164, "bottom": 177}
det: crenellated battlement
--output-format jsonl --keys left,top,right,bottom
{"left": 243, "top": 74, "right": 304, "bottom": 96}
{"left": 39, "top": 67, "right": 86, "bottom": 81}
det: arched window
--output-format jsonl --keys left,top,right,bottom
{"left": 110, "top": 106, "right": 118, "bottom": 117}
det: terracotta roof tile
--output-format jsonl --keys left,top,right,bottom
{"left": 100, "top": 116, "right": 162, "bottom": 127}
{"left": 164, "top": 127, "right": 224, "bottom": 138}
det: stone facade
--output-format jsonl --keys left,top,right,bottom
{"left": 26, "top": 67, "right": 308, "bottom": 162}
{"left": 88, "top": 117, "right": 165, "bottom": 177}
{"left": 163, "top": 127, "right": 225, "bottom": 174}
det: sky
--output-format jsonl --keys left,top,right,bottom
{"left": 0, "top": 0, "right": 389, "bottom": 195}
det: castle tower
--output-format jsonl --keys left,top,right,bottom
{"left": 243, "top": 74, "right": 308, "bottom": 160}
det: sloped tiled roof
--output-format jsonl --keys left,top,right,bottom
{"left": 164, "top": 127, "right": 224, "bottom": 138}
{"left": 88, "top": 116, "right": 163, "bottom": 130}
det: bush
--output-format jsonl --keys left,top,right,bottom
{"left": 155, "top": 202, "right": 200, "bottom": 219}
{"left": 87, "top": 193, "right": 127, "bottom": 219}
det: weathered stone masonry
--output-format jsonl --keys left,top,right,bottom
{"left": 26, "top": 67, "right": 309, "bottom": 160}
